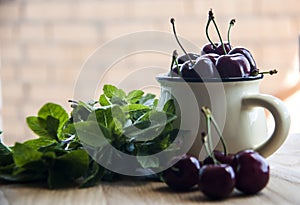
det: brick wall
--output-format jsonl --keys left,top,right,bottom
{"left": 1, "top": 0, "right": 300, "bottom": 145}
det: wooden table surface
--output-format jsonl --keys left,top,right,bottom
{"left": 1, "top": 134, "right": 300, "bottom": 205}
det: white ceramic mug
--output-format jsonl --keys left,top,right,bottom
{"left": 157, "top": 74, "right": 290, "bottom": 159}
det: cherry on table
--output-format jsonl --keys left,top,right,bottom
{"left": 199, "top": 164, "right": 236, "bottom": 199}
{"left": 233, "top": 150, "right": 270, "bottom": 194}
{"left": 162, "top": 154, "right": 201, "bottom": 191}
{"left": 203, "top": 150, "right": 235, "bottom": 165}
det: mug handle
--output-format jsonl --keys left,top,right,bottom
{"left": 242, "top": 94, "right": 290, "bottom": 157}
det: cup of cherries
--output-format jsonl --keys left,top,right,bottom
{"left": 162, "top": 107, "right": 270, "bottom": 200}
{"left": 161, "top": 10, "right": 275, "bottom": 200}
{"left": 169, "top": 9, "right": 277, "bottom": 79}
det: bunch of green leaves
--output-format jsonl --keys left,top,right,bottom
{"left": 0, "top": 85, "right": 178, "bottom": 188}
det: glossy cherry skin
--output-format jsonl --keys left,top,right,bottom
{"left": 214, "top": 42, "right": 231, "bottom": 55}
{"left": 201, "top": 43, "right": 217, "bottom": 55}
{"left": 216, "top": 53, "right": 251, "bottom": 78}
{"left": 162, "top": 154, "right": 201, "bottom": 191}
{"left": 203, "top": 150, "right": 235, "bottom": 165}
{"left": 179, "top": 61, "right": 195, "bottom": 78}
{"left": 201, "top": 42, "right": 231, "bottom": 55}
{"left": 228, "top": 47, "right": 257, "bottom": 73}
{"left": 177, "top": 53, "right": 200, "bottom": 64}
{"left": 192, "top": 54, "right": 219, "bottom": 79}
{"left": 233, "top": 150, "right": 270, "bottom": 194}
{"left": 199, "top": 164, "right": 236, "bottom": 199}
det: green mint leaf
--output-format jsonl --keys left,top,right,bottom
{"left": 126, "top": 90, "right": 144, "bottom": 104}
{"left": 0, "top": 164, "right": 46, "bottom": 182}
{"left": 0, "top": 143, "right": 13, "bottom": 166}
{"left": 71, "top": 101, "right": 93, "bottom": 122}
{"left": 47, "top": 149, "right": 89, "bottom": 189}
{"left": 136, "top": 155, "right": 159, "bottom": 169}
{"left": 38, "top": 103, "right": 68, "bottom": 126}
{"left": 11, "top": 143, "right": 43, "bottom": 167}
{"left": 56, "top": 150, "right": 89, "bottom": 179}
{"left": 163, "top": 99, "right": 176, "bottom": 114}
{"left": 80, "top": 161, "right": 105, "bottom": 188}
{"left": 26, "top": 116, "right": 58, "bottom": 140}
{"left": 122, "top": 104, "right": 151, "bottom": 113}
{"left": 88, "top": 108, "right": 113, "bottom": 128}
{"left": 23, "top": 138, "right": 58, "bottom": 151}
{"left": 27, "top": 103, "right": 69, "bottom": 140}
{"left": 99, "top": 94, "right": 111, "bottom": 106}
{"left": 75, "top": 121, "right": 111, "bottom": 147}
{"left": 138, "top": 93, "right": 156, "bottom": 105}
{"left": 103, "top": 84, "right": 126, "bottom": 99}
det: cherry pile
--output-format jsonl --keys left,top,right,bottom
{"left": 169, "top": 9, "right": 277, "bottom": 79}
{"left": 162, "top": 107, "right": 270, "bottom": 200}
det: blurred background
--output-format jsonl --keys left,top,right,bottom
{"left": 0, "top": 0, "right": 300, "bottom": 145}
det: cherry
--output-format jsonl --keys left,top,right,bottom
{"left": 201, "top": 42, "right": 231, "bottom": 55}
{"left": 191, "top": 54, "right": 219, "bottom": 79}
{"left": 179, "top": 61, "right": 195, "bottom": 78}
{"left": 199, "top": 164, "right": 236, "bottom": 199}
{"left": 162, "top": 154, "right": 201, "bottom": 191}
{"left": 228, "top": 47, "right": 257, "bottom": 73}
{"left": 201, "top": 43, "right": 216, "bottom": 55}
{"left": 214, "top": 42, "right": 231, "bottom": 55}
{"left": 198, "top": 133, "right": 235, "bottom": 199}
{"left": 216, "top": 53, "right": 251, "bottom": 78}
{"left": 203, "top": 150, "right": 235, "bottom": 165}
{"left": 233, "top": 150, "right": 270, "bottom": 194}
{"left": 177, "top": 53, "right": 200, "bottom": 64}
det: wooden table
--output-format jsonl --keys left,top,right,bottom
{"left": 1, "top": 134, "right": 300, "bottom": 205}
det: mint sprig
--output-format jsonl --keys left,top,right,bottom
{"left": 0, "top": 84, "right": 178, "bottom": 189}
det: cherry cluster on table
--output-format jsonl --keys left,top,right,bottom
{"left": 162, "top": 150, "right": 270, "bottom": 199}
{"left": 162, "top": 150, "right": 270, "bottom": 200}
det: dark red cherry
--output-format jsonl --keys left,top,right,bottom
{"left": 201, "top": 43, "right": 217, "bottom": 55}
{"left": 192, "top": 54, "right": 219, "bottom": 79}
{"left": 233, "top": 150, "right": 270, "bottom": 194}
{"left": 199, "top": 164, "right": 236, "bottom": 199}
{"left": 228, "top": 47, "right": 257, "bottom": 73}
{"left": 162, "top": 154, "right": 201, "bottom": 191}
{"left": 203, "top": 150, "right": 235, "bottom": 165}
{"left": 216, "top": 53, "right": 251, "bottom": 78}
{"left": 179, "top": 61, "right": 196, "bottom": 78}
{"left": 177, "top": 53, "right": 200, "bottom": 64}
{"left": 214, "top": 42, "right": 231, "bottom": 55}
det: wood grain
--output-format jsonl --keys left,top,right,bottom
{"left": 1, "top": 134, "right": 300, "bottom": 205}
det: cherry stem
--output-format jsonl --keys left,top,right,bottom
{"left": 201, "top": 106, "right": 213, "bottom": 153}
{"left": 205, "top": 14, "right": 216, "bottom": 49}
{"left": 260, "top": 69, "right": 278, "bottom": 75}
{"left": 251, "top": 69, "right": 278, "bottom": 76}
{"left": 209, "top": 9, "right": 227, "bottom": 54}
{"left": 227, "top": 19, "right": 235, "bottom": 50}
{"left": 170, "top": 18, "right": 195, "bottom": 66}
{"left": 170, "top": 50, "right": 179, "bottom": 76}
{"left": 210, "top": 114, "right": 227, "bottom": 156}
{"left": 201, "top": 132, "right": 217, "bottom": 164}
{"left": 201, "top": 106, "right": 227, "bottom": 156}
